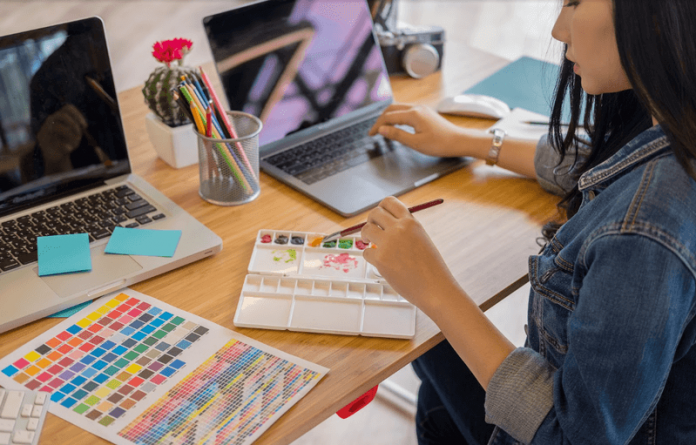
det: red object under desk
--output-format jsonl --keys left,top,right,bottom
{"left": 336, "top": 385, "right": 379, "bottom": 419}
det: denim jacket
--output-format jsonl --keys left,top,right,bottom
{"left": 484, "top": 125, "right": 696, "bottom": 444}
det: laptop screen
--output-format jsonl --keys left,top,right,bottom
{"left": 0, "top": 17, "right": 130, "bottom": 217}
{"left": 204, "top": 0, "right": 392, "bottom": 150}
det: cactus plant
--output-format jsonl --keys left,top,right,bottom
{"left": 142, "top": 38, "right": 196, "bottom": 127}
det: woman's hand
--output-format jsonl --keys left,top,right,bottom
{"left": 361, "top": 196, "right": 460, "bottom": 314}
{"left": 368, "top": 103, "right": 472, "bottom": 158}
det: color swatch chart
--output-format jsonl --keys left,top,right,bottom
{"left": 0, "top": 289, "right": 327, "bottom": 445}
{"left": 119, "top": 339, "right": 323, "bottom": 445}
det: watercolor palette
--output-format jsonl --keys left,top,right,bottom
{"left": 236, "top": 230, "right": 417, "bottom": 339}
{"left": 248, "top": 230, "right": 381, "bottom": 281}
{"left": 234, "top": 275, "right": 416, "bottom": 338}
{"left": 0, "top": 289, "right": 328, "bottom": 445}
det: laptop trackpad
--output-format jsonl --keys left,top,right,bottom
{"left": 36, "top": 244, "right": 143, "bottom": 298}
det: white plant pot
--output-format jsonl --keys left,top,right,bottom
{"left": 145, "top": 112, "right": 198, "bottom": 168}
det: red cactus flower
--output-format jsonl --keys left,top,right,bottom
{"left": 151, "top": 38, "right": 193, "bottom": 68}
{"left": 171, "top": 38, "right": 193, "bottom": 55}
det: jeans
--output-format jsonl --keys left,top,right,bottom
{"left": 412, "top": 340, "right": 494, "bottom": 445}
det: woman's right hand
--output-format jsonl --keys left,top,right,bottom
{"left": 368, "top": 103, "right": 472, "bottom": 158}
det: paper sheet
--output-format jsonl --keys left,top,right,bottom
{"left": 488, "top": 107, "right": 552, "bottom": 142}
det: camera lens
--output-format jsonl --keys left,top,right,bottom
{"left": 403, "top": 43, "right": 440, "bottom": 78}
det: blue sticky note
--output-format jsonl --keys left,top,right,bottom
{"left": 464, "top": 56, "right": 572, "bottom": 120}
{"left": 105, "top": 227, "right": 181, "bottom": 257}
{"left": 37, "top": 234, "right": 92, "bottom": 276}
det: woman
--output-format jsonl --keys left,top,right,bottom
{"left": 362, "top": 1, "right": 696, "bottom": 444}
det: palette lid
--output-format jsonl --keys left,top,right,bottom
{"left": 248, "top": 229, "right": 386, "bottom": 284}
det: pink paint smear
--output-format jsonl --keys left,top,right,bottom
{"left": 322, "top": 253, "right": 358, "bottom": 273}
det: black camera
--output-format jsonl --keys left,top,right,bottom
{"left": 376, "top": 23, "right": 445, "bottom": 78}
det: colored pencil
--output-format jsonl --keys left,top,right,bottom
{"left": 190, "top": 102, "right": 205, "bottom": 134}
{"left": 205, "top": 106, "right": 213, "bottom": 137}
{"left": 183, "top": 88, "right": 251, "bottom": 193}
{"left": 321, "top": 199, "right": 445, "bottom": 243}
{"left": 181, "top": 83, "right": 256, "bottom": 191}
{"left": 174, "top": 89, "right": 216, "bottom": 178}
{"left": 198, "top": 67, "right": 258, "bottom": 181}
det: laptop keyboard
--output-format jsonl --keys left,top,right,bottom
{"left": 0, "top": 185, "right": 165, "bottom": 272}
{"left": 266, "top": 119, "right": 394, "bottom": 185}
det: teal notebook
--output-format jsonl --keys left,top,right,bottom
{"left": 465, "top": 56, "right": 568, "bottom": 120}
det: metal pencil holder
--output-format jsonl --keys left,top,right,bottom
{"left": 194, "top": 111, "right": 262, "bottom": 205}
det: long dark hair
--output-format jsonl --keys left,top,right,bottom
{"left": 543, "top": 0, "right": 696, "bottom": 239}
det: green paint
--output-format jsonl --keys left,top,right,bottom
{"left": 338, "top": 239, "right": 353, "bottom": 249}
{"left": 272, "top": 249, "right": 296, "bottom": 263}
{"left": 322, "top": 240, "right": 337, "bottom": 248}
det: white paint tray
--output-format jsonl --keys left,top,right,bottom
{"left": 233, "top": 230, "right": 417, "bottom": 339}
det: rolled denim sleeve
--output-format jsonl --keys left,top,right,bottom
{"left": 485, "top": 234, "right": 696, "bottom": 444}
{"left": 484, "top": 348, "right": 555, "bottom": 443}
{"left": 534, "top": 134, "right": 589, "bottom": 196}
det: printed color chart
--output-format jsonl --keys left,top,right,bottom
{"left": 119, "top": 339, "right": 322, "bottom": 444}
{"left": 0, "top": 289, "right": 328, "bottom": 445}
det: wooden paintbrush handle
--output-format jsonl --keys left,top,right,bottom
{"left": 340, "top": 198, "right": 444, "bottom": 237}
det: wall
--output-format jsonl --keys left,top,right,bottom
{"left": 0, "top": 1, "right": 560, "bottom": 93}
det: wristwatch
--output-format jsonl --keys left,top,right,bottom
{"left": 485, "top": 128, "right": 506, "bottom": 166}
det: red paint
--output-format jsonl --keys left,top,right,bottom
{"left": 322, "top": 253, "right": 359, "bottom": 273}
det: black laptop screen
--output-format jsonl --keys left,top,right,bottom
{"left": 0, "top": 18, "right": 130, "bottom": 216}
{"left": 204, "top": 0, "right": 392, "bottom": 148}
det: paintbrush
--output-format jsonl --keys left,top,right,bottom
{"left": 321, "top": 199, "right": 444, "bottom": 243}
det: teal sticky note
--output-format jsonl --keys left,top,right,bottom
{"left": 37, "top": 233, "right": 92, "bottom": 276}
{"left": 48, "top": 300, "right": 92, "bottom": 318}
{"left": 105, "top": 227, "right": 182, "bottom": 257}
{"left": 464, "top": 56, "right": 571, "bottom": 120}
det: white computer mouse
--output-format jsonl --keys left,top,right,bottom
{"left": 436, "top": 94, "right": 511, "bottom": 119}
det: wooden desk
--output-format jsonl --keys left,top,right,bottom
{"left": 0, "top": 47, "right": 559, "bottom": 445}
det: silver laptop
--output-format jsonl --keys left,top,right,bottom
{"left": 0, "top": 17, "right": 222, "bottom": 333}
{"left": 203, "top": 0, "right": 469, "bottom": 217}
